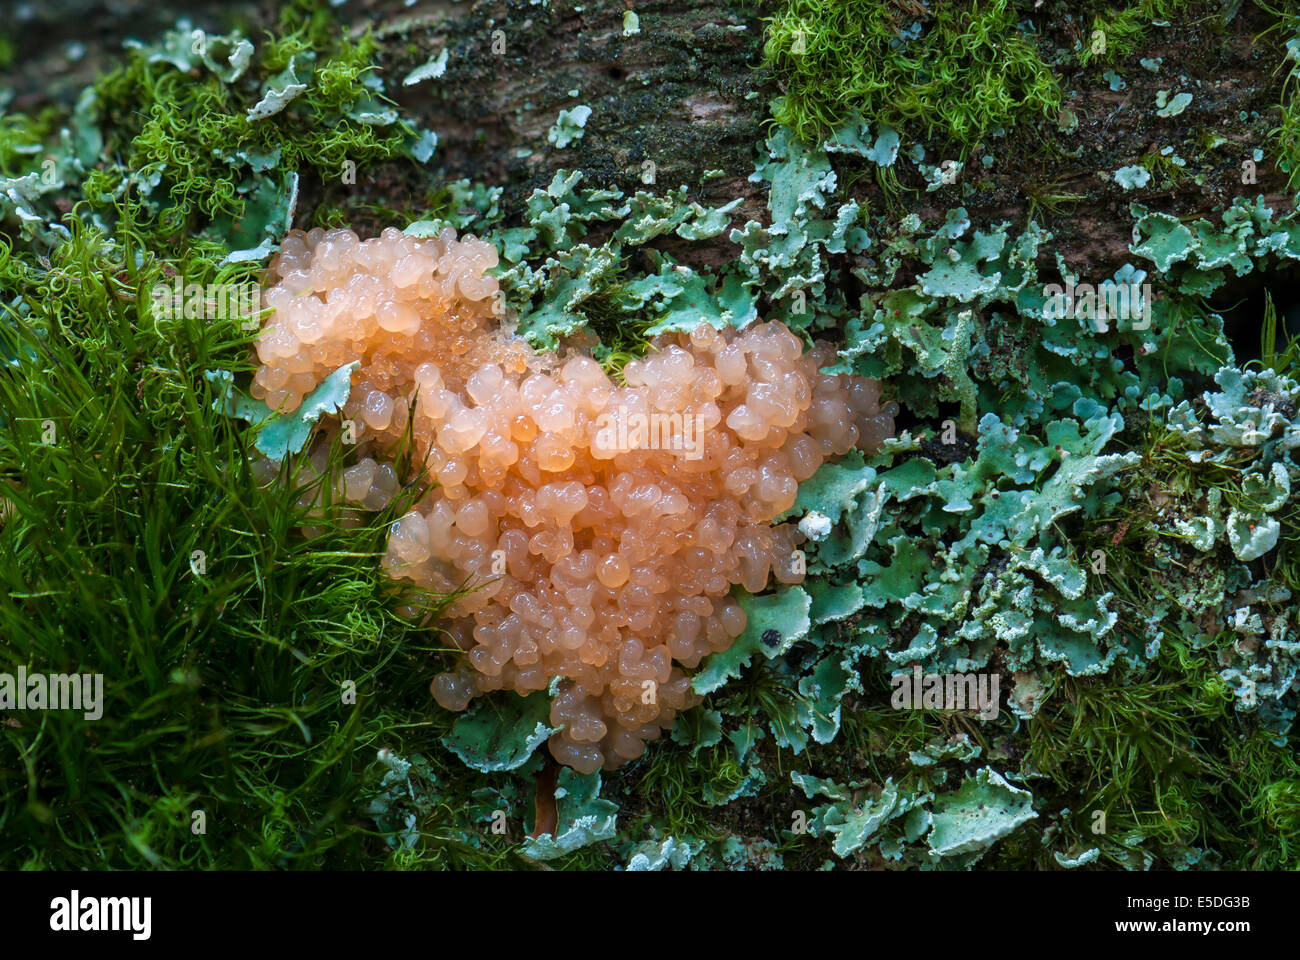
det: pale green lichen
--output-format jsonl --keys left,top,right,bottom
{"left": 1114, "top": 165, "right": 1151, "bottom": 190}
{"left": 520, "top": 770, "right": 618, "bottom": 860}
{"left": 207, "top": 360, "right": 357, "bottom": 460}
{"left": 547, "top": 105, "right": 593, "bottom": 149}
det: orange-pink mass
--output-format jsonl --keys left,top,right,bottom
{"left": 255, "top": 226, "right": 895, "bottom": 773}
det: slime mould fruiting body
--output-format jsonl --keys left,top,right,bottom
{"left": 254, "top": 226, "right": 895, "bottom": 772}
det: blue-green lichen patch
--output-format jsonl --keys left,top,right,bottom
{"left": 520, "top": 769, "right": 618, "bottom": 861}
{"left": 481, "top": 170, "right": 745, "bottom": 358}
{"left": 693, "top": 588, "right": 811, "bottom": 695}
{"left": 616, "top": 173, "right": 1300, "bottom": 868}
{"left": 548, "top": 105, "right": 593, "bottom": 149}
{"left": 787, "top": 759, "right": 1036, "bottom": 865}
{"left": 442, "top": 692, "right": 556, "bottom": 774}
{"left": 207, "top": 361, "right": 358, "bottom": 461}
{"left": 453, "top": 97, "right": 1299, "bottom": 870}
{"left": 926, "top": 768, "right": 1036, "bottom": 860}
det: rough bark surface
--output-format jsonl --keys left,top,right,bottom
{"left": 364, "top": 0, "right": 770, "bottom": 218}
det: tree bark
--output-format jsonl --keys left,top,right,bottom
{"left": 366, "top": 0, "right": 771, "bottom": 219}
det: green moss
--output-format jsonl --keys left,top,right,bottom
{"left": 0, "top": 9, "right": 535, "bottom": 871}
{"left": 578, "top": 278, "right": 658, "bottom": 379}
{"left": 1024, "top": 177, "right": 1088, "bottom": 224}
{"left": 0, "top": 216, "right": 390, "bottom": 866}
{"left": 1138, "top": 147, "right": 1188, "bottom": 186}
{"left": 763, "top": 0, "right": 1061, "bottom": 148}
{"left": 1257, "top": 291, "right": 1300, "bottom": 381}
{"left": 1266, "top": 2, "right": 1300, "bottom": 188}
{"left": 1077, "top": 0, "right": 1199, "bottom": 67}
{"left": 84, "top": 27, "right": 415, "bottom": 246}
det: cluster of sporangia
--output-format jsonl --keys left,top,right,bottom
{"left": 254, "top": 226, "right": 895, "bottom": 772}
